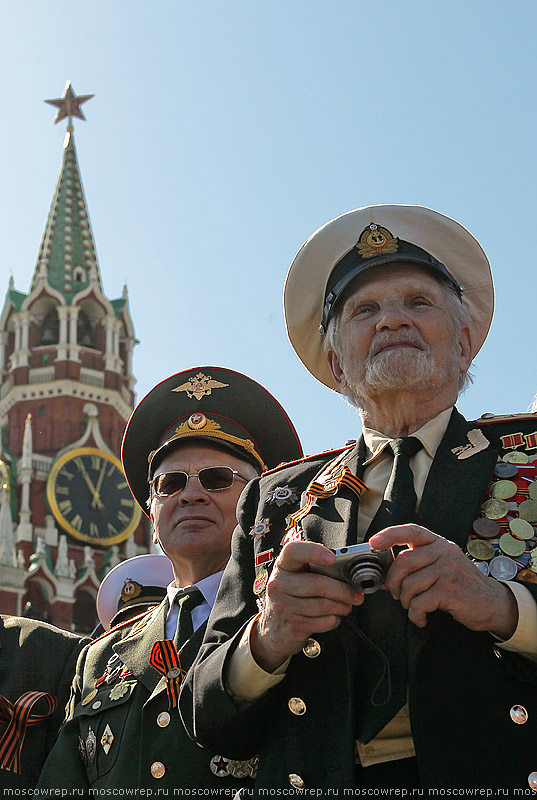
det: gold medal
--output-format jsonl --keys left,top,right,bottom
{"left": 467, "top": 540, "right": 495, "bottom": 561}
{"left": 483, "top": 498, "right": 509, "bottom": 520}
{"left": 499, "top": 533, "right": 526, "bottom": 557}
{"left": 109, "top": 682, "right": 129, "bottom": 701}
{"left": 509, "top": 518, "right": 535, "bottom": 540}
{"left": 503, "top": 451, "right": 529, "bottom": 464}
{"left": 490, "top": 480, "right": 517, "bottom": 500}
{"left": 81, "top": 689, "right": 98, "bottom": 706}
{"left": 519, "top": 500, "right": 537, "bottom": 523}
{"left": 517, "top": 569, "right": 537, "bottom": 584}
{"left": 253, "top": 568, "right": 269, "bottom": 595}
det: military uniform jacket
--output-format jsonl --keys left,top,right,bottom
{"left": 37, "top": 598, "right": 254, "bottom": 792}
{"left": 0, "top": 615, "right": 88, "bottom": 790}
{"left": 181, "top": 409, "right": 537, "bottom": 791}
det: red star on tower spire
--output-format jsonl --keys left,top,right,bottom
{"left": 45, "top": 81, "right": 94, "bottom": 130}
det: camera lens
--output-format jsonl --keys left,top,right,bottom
{"left": 345, "top": 557, "right": 385, "bottom": 594}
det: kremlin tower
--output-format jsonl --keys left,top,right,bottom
{"left": 0, "top": 83, "right": 150, "bottom": 633}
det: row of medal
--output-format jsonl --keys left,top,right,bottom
{"left": 78, "top": 652, "right": 131, "bottom": 764}
{"left": 467, "top": 453, "right": 537, "bottom": 582}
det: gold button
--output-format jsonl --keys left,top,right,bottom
{"left": 289, "top": 773, "right": 305, "bottom": 790}
{"left": 157, "top": 712, "right": 171, "bottom": 728}
{"left": 288, "top": 697, "right": 306, "bottom": 715}
{"left": 150, "top": 761, "right": 166, "bottom": 779}
{"left": 302, "top": 638, "right": 321, "bottom": 658}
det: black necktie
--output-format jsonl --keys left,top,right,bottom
{"left": 173, "top": 588, "right": 205, "bottom": 651}
{"left": 354, "top": 436, "right": 423, "bottom": 744}
{"left": 367, "top": 436, "right": 423, "bottom": 536}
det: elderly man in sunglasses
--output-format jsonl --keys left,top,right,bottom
{"left": 37, "top": 366, "right": 302, "bottom": 794}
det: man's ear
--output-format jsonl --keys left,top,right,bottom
{"left": 327, "top": 349, "right": 348, "bottom": 390}
{"left": 150, "top": 510, "right": 159, "bottom": 545}
{"left": 459, "top": 325, "right": 472, "bottom": 372}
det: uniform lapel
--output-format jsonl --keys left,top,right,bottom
{"left": 300, "top": 439, "right": 365, "bottom": 549}
{"left": 408, "top": 408, "right": 497, "bottom": 669}
{"left": 114, "top": 599, "right": 168, "bottom": 696}
{"left": 417, "top": 408, "right": 497, "bottom": 548}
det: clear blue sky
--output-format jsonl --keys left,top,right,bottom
{"left": 2, "top": 1, "right": 536, "bottom": 455}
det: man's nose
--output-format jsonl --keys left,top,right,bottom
{"left": 375, "top": 302, "right": 414, "bottom": 331}
{"left": 177, "top": 476, "right": 210, "bottom": 504}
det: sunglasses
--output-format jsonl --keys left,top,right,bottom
{"left": 151, "top": 466, "right": 249, "bottom": 498}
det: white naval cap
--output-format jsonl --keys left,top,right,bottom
{"left": 284, "top": 204, "right": 494, "bottom": 390}
{"left": 97, "top": 553, "right": 174, "bottom": 630}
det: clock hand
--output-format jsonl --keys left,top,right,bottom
{"left": 92, "top": 461, "right": 107, "bottom": 509}
{"left": 76, "top": 461, "right": 104, "bottom": 511}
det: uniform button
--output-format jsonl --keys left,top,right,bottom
{"left": 157, "top": 712, "right": 171, "bottom": 728}
{"left": 510, "top": 705, "right": 528, "bottom": 724}
{"left": 303, "top": 638, "right": 321, "bottom": 658}
{"left": 151, "top": 761, "right": 166, "bottom": 779}
{"left": 528, "top": 772, "right": 537, "bottom": 791}
{"left": 288, "top": 697, "right": 306, "bottom": 715}
{"left": 289, "top": 773, "right": 305, "bottom": 790}
{"left": 91, "top": 701, "right": 102, "bottom": 710}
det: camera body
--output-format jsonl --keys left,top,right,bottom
{"left": 310, "top": 542, "right": 394, "bottom": 594}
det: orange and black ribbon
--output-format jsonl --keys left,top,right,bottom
{"left": 0, "top": 691, "right": 57, "bottom": 774}
{"left": 149, "top": 640, "right": 184, "bottom": 709}
{"left": 286, "top": 461, "right": 367, "bottom": 534}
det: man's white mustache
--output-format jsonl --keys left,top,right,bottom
{"left": 368, "top": 333, "right": 427, "bottom": 358}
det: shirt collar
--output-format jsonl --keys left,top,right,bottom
{"left": 362, "top": 407, "right": 453, "bottom": 465}
{"left": 165, "top": 569, "right": 224, "bottom": 616}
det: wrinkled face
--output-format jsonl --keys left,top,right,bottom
{"left": 150, "top": 443, "right": 258, "bottom": 581}
{"left": 327, "top": 265, "right": 471, "bottom": 403}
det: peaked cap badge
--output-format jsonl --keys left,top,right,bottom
{"left": 172, "top": 373, "right": 229, "bottom": 401}
{"left": 121, "top": 579, "right": 142, "bottom": 603}
{"left": 451, "top": 429, "right": 490, "bottom": 460}
{"left": 356, "top": 223, "right": 399, "bottom": 259}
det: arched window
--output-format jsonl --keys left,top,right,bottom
{"left": 39, "top": 308, "right": 59, "bottom": 346}
{"left": 77, "top": 310, "right": 95, "bottom": 348}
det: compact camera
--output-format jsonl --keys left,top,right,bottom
{"left": 310, "top": 542, "right": 394, "bottom": 594}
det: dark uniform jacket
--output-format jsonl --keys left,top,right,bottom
{"left": 0, "top": 615, "right": 88, "bottom": 790}
{"left": 181, "top": 409, "right": 537, "bottom": 791}
{"left": 37, "top": 597, "right": 255, "bottom": 793}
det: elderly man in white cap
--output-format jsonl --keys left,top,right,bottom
{"left": 183, "top": 206, "right": 537, "bottom": 793}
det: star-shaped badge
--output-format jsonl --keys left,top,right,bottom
{"left": 267, "top": 485, "right": 299, "bottom": 506}
{"left": 249, "top": 519, "right": 271, "bottom": 538}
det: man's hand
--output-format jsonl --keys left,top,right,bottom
{"left": 251, "top": 541, "right": 364, "bottom": 673}
{"left": 369, "top": 524, "right": 518, "bottom": 640}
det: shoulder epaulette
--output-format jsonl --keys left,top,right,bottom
{"left": 89, "top": 607, "right": 156, "bottom": 646}
{"left": 474, "top": 412, "right": 537, "bottom": 426}
{"left": 262, "top": 444, "right": 352, "bottom": 477}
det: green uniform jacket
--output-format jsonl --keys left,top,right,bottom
{"left": 0, "top": 615, "right": 89, "bottom": 790}
{"left": 181, "top": 409, "right": 537, "bottom": 791}
{"left": 37, "top": 597, "right": 255, "bottom": 793}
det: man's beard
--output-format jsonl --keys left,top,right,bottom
{"left": 344, "top": 332, "right": 458, "bottom": 404}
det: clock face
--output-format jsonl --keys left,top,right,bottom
{"left": 47, "top": 447, "right": 141, "bottom": 545}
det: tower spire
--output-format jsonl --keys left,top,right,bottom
{"left": 32, "top": 83, "right": 100, "bottom": 300}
